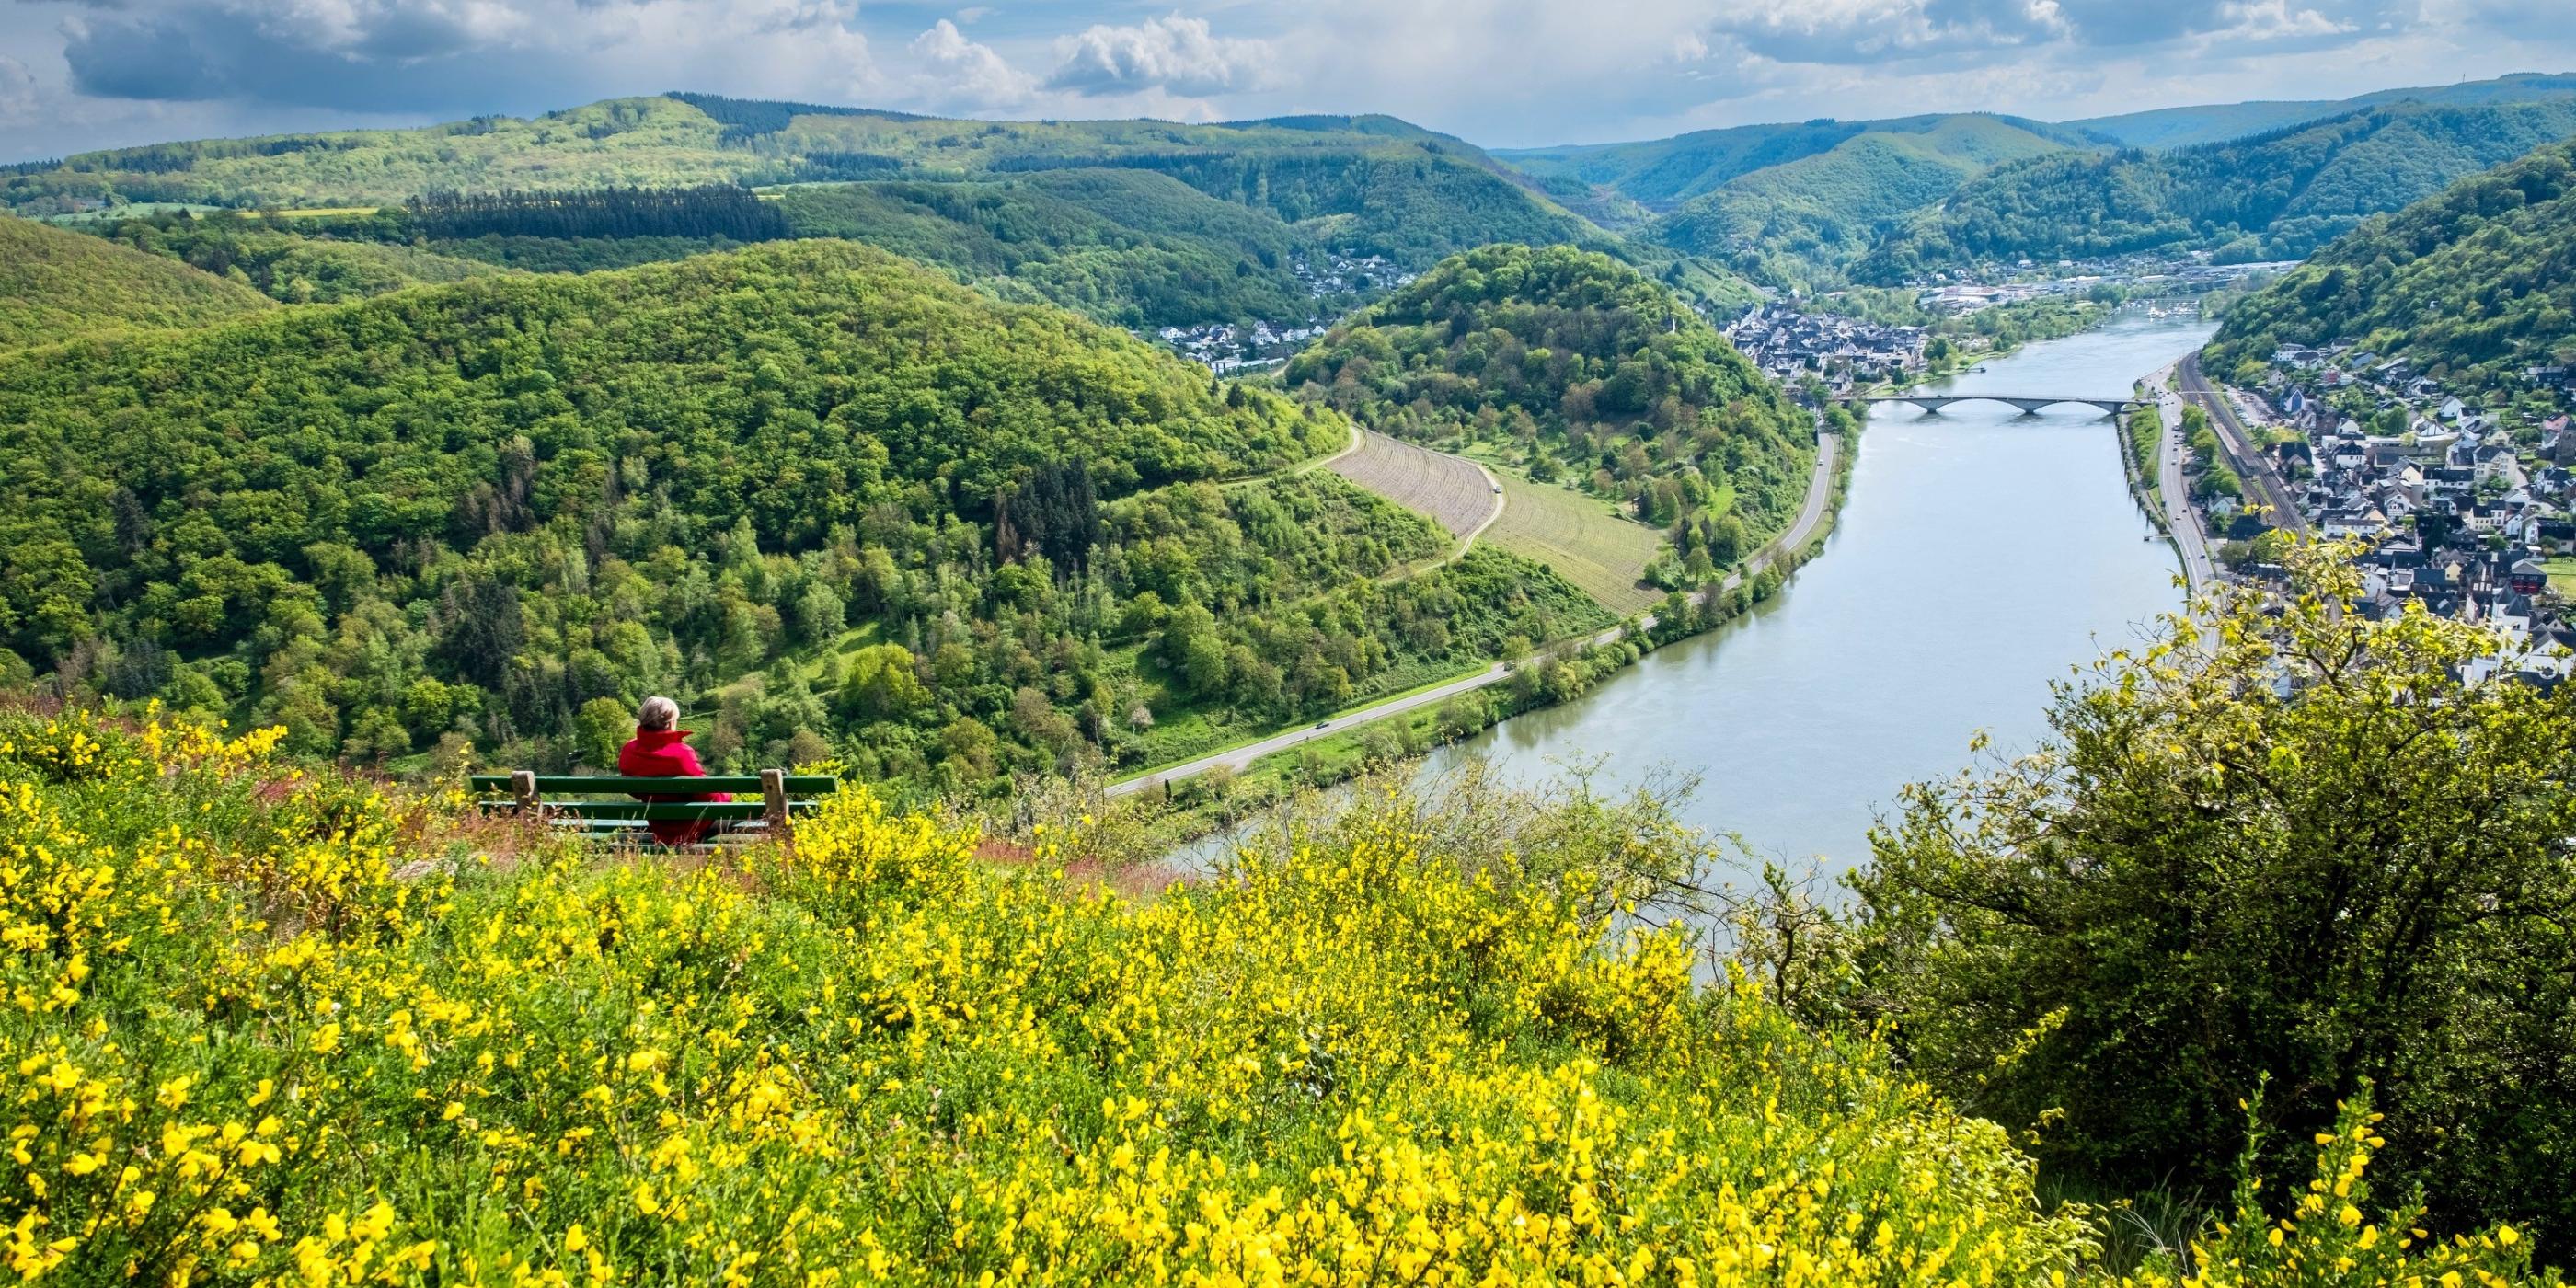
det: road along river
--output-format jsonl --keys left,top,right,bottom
{"left": 1405, "top": 311, "right": 2220, "bottom": 876}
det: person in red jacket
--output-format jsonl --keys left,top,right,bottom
{"left": 616, "top": 696, "right": 732, "bottom": 846}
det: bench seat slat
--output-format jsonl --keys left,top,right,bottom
{"left": 474, "top": 801, "right": 818, "bottom": 822}
{"left": 467, "top": 774, "right": 838, "bottom": 795}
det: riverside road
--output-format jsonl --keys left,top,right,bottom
{"left": 1108, "top": 432, "right": 1842, "bottom": 797}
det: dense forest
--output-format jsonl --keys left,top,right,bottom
{"left": 0, "top": 240, "right": 1616, "bottom": 793}
{"left": 1859, "top": 99, "right": 2576, "bottom": 279}
{"left": 2204, "top": 136, "right": 2576, "bottom": 395}
{"left": 75, "top": 175, "right": 1337, "bottom": 326}
{"left": 89, "top": 210, "right": 507, "bottom": 304}
{"left": 1287, "top": 245, "right": 1817, "bottom": 581}
{"left": 0, "top": 214, "right": 274, "bottom": 348}
{"left": 771, "top": 172, "right": 1328, "bottom": 328}
{"left": 401, "top": 184, "right": 788, "bottom": 242}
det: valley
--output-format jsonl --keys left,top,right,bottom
{"left": 4, "top": 55, "right": 2576, "bottom": 1288}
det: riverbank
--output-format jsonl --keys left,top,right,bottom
{"left": 1392, "top": 313, "right": 2205, "bottom": 870}
{"left": 1102, "top": 312, "right": 2214, "bottom": 868}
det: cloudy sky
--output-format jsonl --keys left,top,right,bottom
{"left": 0, "top": 0, "right": 2569, "bottom": 161}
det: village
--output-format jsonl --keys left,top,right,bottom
{"left": 1721, "top": 305, "right": 1929, "bottom": 391}
{"left": 1720, "top": 256, "right": 2282, "bottom": 396}
{"left": 2205, "top": 340, "right": 2576, "bottom": 679}
{"left": 1148, "top": 250, "right": 1413, "bottom": 373}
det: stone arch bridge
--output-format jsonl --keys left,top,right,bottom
{"left": 1837, "top": 394, "right": 2145, "bottom": 418}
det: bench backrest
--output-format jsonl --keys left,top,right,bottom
{"left": 470, "top": 771, "right": 838, "bottom": 828}
{"left": 467, "top": 775, "right": 838, "bottom": 796}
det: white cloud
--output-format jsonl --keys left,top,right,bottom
{"left": 0, "top": 57, "right": 37, "bottom": 125}
{"left": 908, "top": 18, "right": 1036, "bottom": 111}
{"left": 1045, "top": 13, "right": 1270, "bottom": 98}
{"left": 2215, "top": 0, "right": 2358, "bottom": 40}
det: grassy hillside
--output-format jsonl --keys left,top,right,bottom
{"left": 1286, "top": 244, "right": 1816, "bottom": 595}
{"left": 2074, "top": 71, "right": 2576, "bottom": 149}
{"left": 2204, "top": 136, "right": 2576, "bottom": 394}
{"left": 1645, "top": 117, "right": 2072, "bottom": 287}
{"left": 1860, "top": 98, "right": 2576, "bottom": 280}
{"left": 0, "top": 214, "right": 274, "bottom": 349}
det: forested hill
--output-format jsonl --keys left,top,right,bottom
{"left": 0, "top": 242, "right": 1286, "bottom": 761}
{"left": 0, "top": 214, "right": 273, "bottom": 349}
{"left": 1, "top": 93, "right": 1598, "bottom": 273}
{"left": 1287, "top": 245, "right": 1816, "bottom": 569}
{"left": 0, "top": 239, "right": 1619, "bottom": 791}
{"left": 1857, "top": 98, "right": 2576, "bottom": 280}
{"left": 770, "top": 171, "right": 1327, "bottom": 328}
{"left": 2203, "top": 137, "right": 2576, "bottom": 393}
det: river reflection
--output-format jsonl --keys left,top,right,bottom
{"left": 1175, "top": 311, "right": 2216, "bottom": 878}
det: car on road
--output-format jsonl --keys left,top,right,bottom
{"left": 1314, "top": 719, "right": 1330, "bottom": 730}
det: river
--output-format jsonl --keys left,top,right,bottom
{"left": 1176, "top": 310, "right": 2218, "bottom": 876}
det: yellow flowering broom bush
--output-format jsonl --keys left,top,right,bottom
{"left": 0, "top": 708, "right": 2558, "bottom": 1285}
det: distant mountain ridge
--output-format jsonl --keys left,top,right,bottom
{"left": 2071, "top": 72, "right": 2576, "bottom": 149}
{"left": 0, "top": 94, "right": 1598, "bottom": 274}
{"left": 1497, "top": 112, "right": 2089, "bottom": 208}
{"left": 1636, "top": 116, "right": 2076, "bottom": 288}
{"left": 1493, "top": 72, "right": 2576, "bottom": 288}
{"left": 1859, "top": 97, "right": 2576, "bottom": 280}
{"left": 5, "top": 91, "right": 1777, "bottom": 325}
{"left": 16, "top": 74, "right": 2576, "bottom": 308}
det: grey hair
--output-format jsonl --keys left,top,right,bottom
{"left": 637, "top": 696, "right": 680, "bottom": 731}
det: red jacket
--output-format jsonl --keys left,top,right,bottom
{"left": 616, "top": 728, "right": 733, "bottom": 845}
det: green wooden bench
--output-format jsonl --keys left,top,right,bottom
{"left": 469, "top": 771, "right": 837, "bottom": 844}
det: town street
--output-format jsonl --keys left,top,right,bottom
{"left": 1110, "top": 433, "right": 1841, "bottom": 796}
{"left": 2153, "top": 365, "right": 2218, "bottom": 595}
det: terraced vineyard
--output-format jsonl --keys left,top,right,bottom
{"left": 1486, "top": 473, "right": 1666, "bottom": 614}
{"left": 1328, "top": 430, "right": 1499, "bottom": 542}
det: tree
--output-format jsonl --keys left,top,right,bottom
{"left": 1825, "top": 547, "right": 2576, "bottom": 1242}
{"left": 436, "top": 577, "right": 524, "bottom": 690}
{"left": 838, "top": 644, "right": 929, "bottom": 722}
{"left": 1159, "top": 603, "right": 1229, "bottom": 696}
{"left": 573, "top": 696, "right": 633, "bottom": 769}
